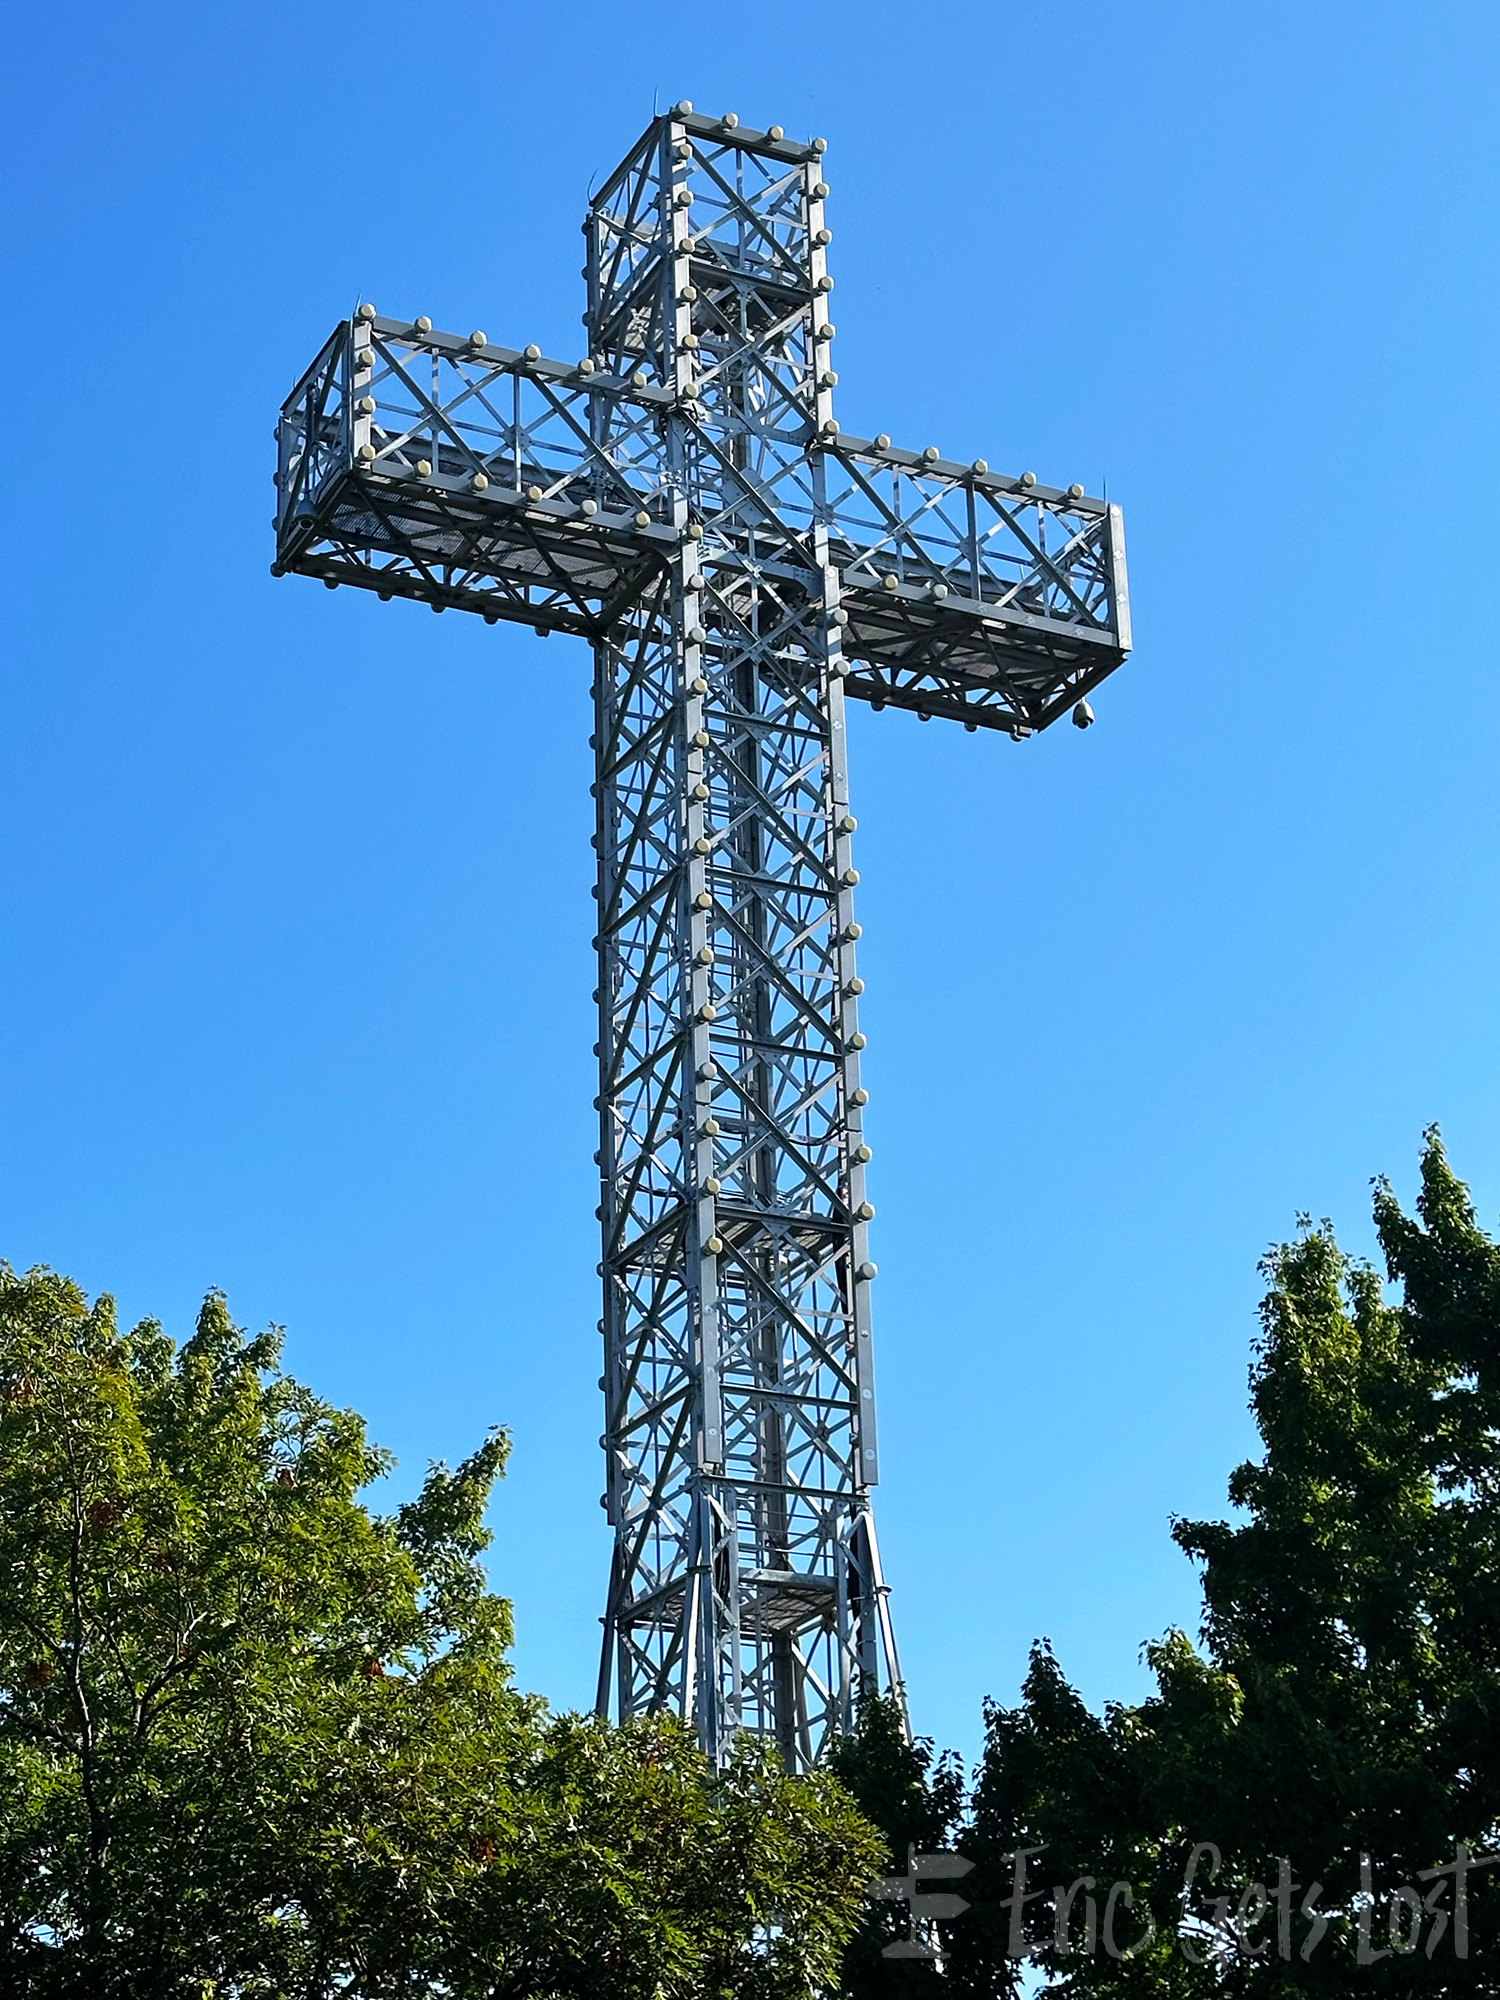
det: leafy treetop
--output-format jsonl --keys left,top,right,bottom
{"left": 945, "top": 1132, "right": 1500, "bottom": 1997}
{"left": 0, "top": 1264, "right": 881, "bottom": 1999}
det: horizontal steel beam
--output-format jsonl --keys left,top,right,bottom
{"left": 274, "top": 315, "right": 1128, "bottom": 733}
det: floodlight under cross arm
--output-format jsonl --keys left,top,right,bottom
{"left": 271, "top": 106, "right": 1130, "bottom": 1770}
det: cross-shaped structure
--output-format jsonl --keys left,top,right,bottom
{"left": 272, "top": 104, "right": 1130, "bottom": 1771}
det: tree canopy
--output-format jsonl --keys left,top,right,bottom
{"left": 0, "top": 1264, "right": 881, "bottom": 1997}
{"left": 828, "top": 1690, "right": 966, "bottom": 1994}
{"left": 17, "top": 1132, "right": 1497, "bottom": 1996}
{"left": 943, "top": 1131, "right": 1500, "bottom": 1995}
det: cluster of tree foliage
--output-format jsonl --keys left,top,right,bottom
{"left": 11, "top": 1128, "right": 1498, "bottom": 1996}
{"left": 828, "top": 1691, "right": 965, "bottom": 1994}
{"left": 0, "top": 1266, "right": 881, "bottom": 1997}
{"left": 921, "top": 1130, "right": 1500, "bottom": 1994}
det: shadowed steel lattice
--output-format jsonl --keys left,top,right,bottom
{"left": 271, "top": 105, "right": 1131, "bottom": 1770}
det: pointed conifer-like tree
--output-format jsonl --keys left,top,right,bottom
{"left": 946, "top": 1132, "right": 1500, "bottom": 1995}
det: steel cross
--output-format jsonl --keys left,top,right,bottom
{"left": 271, "top": 104, "right": 1130, "bottom": 1770}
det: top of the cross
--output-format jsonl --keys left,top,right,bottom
{"left": 272, "top": 110, "right": 1130, "bottom": 738}
{"left": 647, "top": 101, "right": 826, "bottom": 167}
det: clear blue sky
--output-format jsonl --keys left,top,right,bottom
{"left": 4, "top": 1, "right": 1498, "bottom": 1767}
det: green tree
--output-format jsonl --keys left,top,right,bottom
{"left": 0, "top": 1264, "right": 882, "bottom": 1997}
{"left": 828, "top": 1691, "right": 966, "bottom": 1994}
{"left": 947, "top": 1132, "right": 1500, "bottom": 1996}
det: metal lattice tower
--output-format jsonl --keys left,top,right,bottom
{"left": 271, "top": 105, "right": 1130, "bottom": 1770}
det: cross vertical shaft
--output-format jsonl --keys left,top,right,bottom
{"left": 589, "top": 114, "right": 897, "bottom": 1765}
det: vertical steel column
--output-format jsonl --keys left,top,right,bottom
{"left": 589, "top": 111, "right": 901, "bottom": 1766}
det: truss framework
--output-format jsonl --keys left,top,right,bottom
{"left": 273, "top": 106, "right": 1130, "bottom": 1768}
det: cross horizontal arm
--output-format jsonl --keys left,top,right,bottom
{"left": 272, "top": 315, "right": 677, "bottom": 634}
{"left": 825, "top": 439, "right": 1129, "bottom": 735}
{"left": 273, "top": 312, "right": 1129, "bottom": 736}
